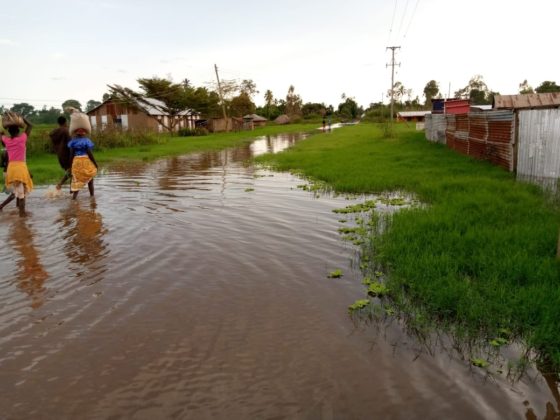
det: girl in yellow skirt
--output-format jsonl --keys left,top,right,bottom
{"left": 1, "top": 115, "right": 33, "bottom": 216}
{"left": 68, "top": 128, "right": 98, "bottom": 199}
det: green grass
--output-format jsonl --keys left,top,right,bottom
{"left": 23, "top": 123, "right": 318, "bottom": 185}
{"left": 257, "top": 123, "right": 560, "bottom": 369}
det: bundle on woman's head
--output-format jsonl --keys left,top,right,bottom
{"left": 67, "top": 109, "right": 92, "bottom": 136}
{"left": 2, "top": 111, "right": 25, "bottom": 129}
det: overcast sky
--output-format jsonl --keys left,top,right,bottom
{"left": 0, "top": 0, "right": 558, "bottom": 110}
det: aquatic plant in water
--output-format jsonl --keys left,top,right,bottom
{"left": 332, "top": 200, "right": 377, "bottom": 214}
{"left": 328, "top": 269, "right": 343, "bottom": 278}
{"left": 471, "top": 358, "right": 489, "bottom": 368}
{"left": 348, "top": 299, "right": 371, "bottom": 312}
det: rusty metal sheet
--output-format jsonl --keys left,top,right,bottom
{"left": 494, "top": 93, "right": 560, "bottom": 110}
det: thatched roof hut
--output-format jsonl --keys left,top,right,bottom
{"left": 275, "top": 114, "right": 290, "bottom": 125}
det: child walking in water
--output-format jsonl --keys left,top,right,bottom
{"left": 1, "top": 113, "right": 33, "bottom": 216}
{"left": 68, "top": 127, "right": 98, "bottom": 199}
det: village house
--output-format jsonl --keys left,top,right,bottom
{"left": 243, "top": 114, "right": 268, "bottom": 129}
{"left": 87, "top": 97, "right": 199, "bottom": 132}
{"left": 396, "top": 110, "right": 431, "bottom": 122}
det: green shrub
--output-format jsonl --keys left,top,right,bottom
{"left": 89, "top": 128, "right": 166, "bottom": 150}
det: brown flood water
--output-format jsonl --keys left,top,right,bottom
{"left": 0, "top": 133, "right": 558, "bottom": 419}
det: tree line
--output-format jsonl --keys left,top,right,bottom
{"left": 0, "top": 77, "right": 363, "bottom": 127}
{"left": 3, "top": 76, "right": 557, "bottom": 126}
{"left": 362, "top": 76, "right": 560, "bottom": 122}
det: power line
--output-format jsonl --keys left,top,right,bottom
{"left": 397, "top": 0, "right": 410, "bottom": 39}
{"left": 387, "top": 0, "right": 398, "bottom": 44}
{"left": 403, "top": 0, "right": 420, "bottom": 40}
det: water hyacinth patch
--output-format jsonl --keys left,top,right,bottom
{"left": 490, "top": 337, "right": 508, "bottom": 347}
{"left": 471, "top": 358, "right": 489, "bottom": 368}
{"left": 378, "top": 196, "right": 408, "bottom": 206}
{"left": 348, "top": 299, "right": 371, "bottom": 312}
{"left": 332, "top": 200, "right": 377, "bottom": 214}
{"left": 367, "top": 282, "right": 389, "bottom": 297}
{"left": 328, "top": 269, "right": 343, "bottom": 278}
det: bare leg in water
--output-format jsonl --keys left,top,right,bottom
{"left": 0, "top": 193, "right": 15, "bottom": 210}
{"left": 18, "top": 197, "right": 26, "bottom": 217}
{"left": 56, "top": 171, "right": 71, "bottom": 190}
{"left": 88, "top": 179, "right": 94, "bottom": 197}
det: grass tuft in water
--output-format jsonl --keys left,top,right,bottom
{"left": 328, "top": 269, "right": 343, "bottom": 278}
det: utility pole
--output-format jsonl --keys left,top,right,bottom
{"left": 386, "top": 46, "right": 400, "bottom": 122}
{"left": 214, "top": 64, "right": 229, "bottom": 131}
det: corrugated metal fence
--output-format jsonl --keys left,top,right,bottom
{"left": 425, "top": 108, "right": 560, "bottom": 188}
{"left": 444, "top": 110, "right": 515, "bottom": 171}
{"left": 517, "top": 109, "right": 560, "bottom": 182}
{"left": 424, "top": 114, "right": 446, "bottom": 144}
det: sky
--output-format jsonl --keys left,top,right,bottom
{"left": 0, "top": 0, "right": 559, "bottom": 110}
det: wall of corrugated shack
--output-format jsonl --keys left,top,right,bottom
{"left": 517, "top": 109, "right": 560, "bottom": 183}
{"left": 424, "top": 114, "right": 447, "bottom": 144}
{"left": 436, "top": 110, "right": 515, "bottom": 171}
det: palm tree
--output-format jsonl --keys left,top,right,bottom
{"left": 264, "top": 90, "right": 273, "bottom": 119}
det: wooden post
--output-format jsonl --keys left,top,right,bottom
{"left": 214, "top": 64, "right": 229, "bottom": 132}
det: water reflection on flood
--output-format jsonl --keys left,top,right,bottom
{"left": 8, "top": 220, "right": 48, "bottom": 309}
{"left": 0, "top": 132, "right": 557, "bottom": 419}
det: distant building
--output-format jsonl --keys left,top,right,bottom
{"left": 397, "top": 110, "right": 431, "bottom": 122}
{"left": 274, "top": 114, "right": 290, "bottom": 125}
{"left": 431, "top": 98, "right": 471, "bottom": 115}
{"left": 470, "top": 105, "right": 493, "bottom": 112}
{"left": 243, "top": 114, "right": 268, "bottom": 129}
{"left": 87, "top": 98, "right": 199, "bottom": 132}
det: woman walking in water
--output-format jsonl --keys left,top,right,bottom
{"left": 1, "top": 112, "right": 33, "bottom": 216}
{"left": 68, "top": 127, "right": 98, "bottom": 200}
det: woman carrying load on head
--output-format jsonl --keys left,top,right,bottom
{"left": 1, "top": 112, "right": 33, "bottom": 216}
{"left": 68, "top": 126, "right": 98, "bottom": 200}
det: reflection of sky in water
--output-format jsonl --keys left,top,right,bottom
{"left": 249, "top": 133, "right": 305, "bottom": 156}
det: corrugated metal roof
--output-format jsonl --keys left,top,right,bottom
{"left": 493, "top": 93, "right": 560, "bottom": 110}
{"left": 470, "top": 105, "right": 493, "bottom": 111}
{"left": 140, "top": 97, "right": 197, "bottom": 116}
{"left": 86, "top": 97, "right": 198, "bottom": 117}
{"left": 397, "top": 111, "right": 431, "bottom": 118}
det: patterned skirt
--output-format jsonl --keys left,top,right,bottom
{"left": 71, "top": 156, "right": 97, "bottom": 192}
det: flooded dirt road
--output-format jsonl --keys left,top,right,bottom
{"left": 0, "top": 133, "right": 557, "bottom": 419}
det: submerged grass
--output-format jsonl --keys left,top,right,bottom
{"left": 257, "top": 123, "right": 560, "bottom": 370}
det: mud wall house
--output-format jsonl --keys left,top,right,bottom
{"left": 243, "top": 114, "right": 268, "bottom": 128}
{"left": 205, "top": 117, "right": 243, "bottom": 132}
{"left": 87, "top": 98, "right": 199, "bottom": 132}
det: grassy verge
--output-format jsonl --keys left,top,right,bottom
{"left": 256, "top": 123, "right": 560, "bottom": 370}
{"left": 24, "top": 123, "right": 318, "bottom": 185}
